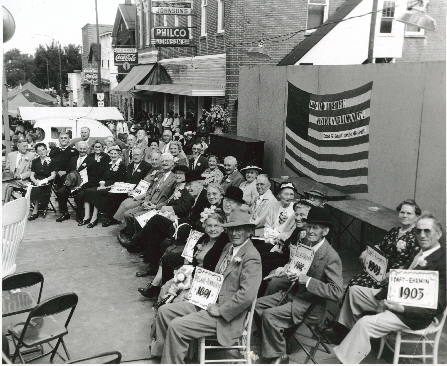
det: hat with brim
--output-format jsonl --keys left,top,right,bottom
{"left": 279, "top": 182, "right": 297, "bottom": 193}
{"left": 223, "top": 207, "right": 255, "bottom": 228}
{"left": 185, "top": 171, "right": 206, "bottom": 183}
{"left": 240, "top": 165, "right": 262, "bottom": 173}
{"left": 305, "top": 189, "right": 326, "bottom": 199}
{"left": 305, "top": 206, "right": 333, "bottom": 228}
{"left": 224, "top": 186, "right": 245, "bottom": 205}
{"left": 173, "top": 164, "right": 189, "bottom": 174}
{"left": 108, "top": 145, "right": 121, "bottom": 152}
{"left": 293, "top": 199, "right": 315, "bottom": 210}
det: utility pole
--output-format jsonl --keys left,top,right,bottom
{"left": 45, "top": 58, "right": 50, "bottom": 89}
{"left": 95, "top": 0, "right": 102, "bottom": 103}
{"left": 58, "top": 43, "right": 64, "bottom": 105}
{"left": 367, "top": 0, "right": 379, "bottom": 63}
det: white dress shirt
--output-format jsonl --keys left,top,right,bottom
{"left": 76, "top": 155, "right": 88, "bottom": 170}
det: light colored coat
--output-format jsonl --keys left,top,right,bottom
{"left": 250, "top": 189, "right": 278, "bottom": 228}
{"left": 144, "top": 170, "right": 177, "bottom": 206}
{"left": 264, "top": 201, "right": 296, "bottom": 241}
{"left": 214, "top": 240, "right": 262, "bottom": 346}
{"left": 289, "top": 239, "right": 343, "bottom": 322}
{"left": 5, "top": 151, "right": 34, "bottom": 180}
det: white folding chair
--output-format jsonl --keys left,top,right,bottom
{"left": 198, "top": 299, "right": 257, "bottom": 364}
{"left": 2, "top": 185, "right": 31, "bottom": 277}
{"left": 377, "top": 307, "right": 447, "bottom": 364}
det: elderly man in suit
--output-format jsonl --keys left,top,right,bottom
{"left": 102, "top": 147, "right": 152, "bottom": 227}
{"left": 221, "top": 156, "right": 244, "bottom": 193}
{"left": 112, "top": 151, "right": 162, "bottom": 222}
{"left": 255, "top": 206, "right": 343, "bottom": 363}
{"left": 122, "top": 134, "right": 137, "bottom": 166}
{"left": 117, "top": 153, "right": 177, "bottom": 243}
{"left": 331, "top": 213, "right": 446, "bottom": 364}
{"left": 3, "top": 140, "right": 34, "bottom": 203}
{"left": 150, "top": 207, "right": 262, "bottom": 363}
{"left": 189, "top": 142, "right": 208, "bottom": 174}
{"left": 54, "top": 141, "right": 90, "bottom": 222}
{"left": 249, "top": 174, "right": 278, "bottom": 229}
{"left": 69, "top": 127, "right": 96, "bottom": 151}
{"left": 159, "top": 129, "right": 173, "bottom": 154}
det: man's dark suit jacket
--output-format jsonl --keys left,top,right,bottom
{"left": 186, "top": 189, "right": 209, "bottom": 230}
{"left": 189, "top": 155, "right": 208, "bottom": 175}
{"left": 163, "top": 187, "right": 195, "bottom": 219}
{"left": 376, "top": 246, "right": 446, "bottom": 330}
{"left": 126, "top": 161, "right": 151, "bottom": 184}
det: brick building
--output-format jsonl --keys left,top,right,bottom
{"left": 113, "top": 0, "right": 443, "bottom": 128}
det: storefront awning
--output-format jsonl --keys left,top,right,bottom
{"left": 112, "top": 64, "right": 155, "bottom": 93}
{"left": 134, "top": 84, "right": 225, "bottom": 96}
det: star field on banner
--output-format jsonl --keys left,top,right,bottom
{"left": 285, "top": 81, "right": 373, "bottom": 193}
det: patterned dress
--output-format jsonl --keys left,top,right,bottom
{"left": 347, "top": 227, "right": 419, "bottom": 290}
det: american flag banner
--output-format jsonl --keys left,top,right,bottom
{"left": 285, "top": 81, "right": 373, "bottom": 193}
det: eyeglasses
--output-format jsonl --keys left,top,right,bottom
{"left": 415, "top": 228, "right": 433, "bottom": 235}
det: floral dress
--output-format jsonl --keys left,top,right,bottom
{"left": 347, "top": 227, "right": 419, "bottom": 289}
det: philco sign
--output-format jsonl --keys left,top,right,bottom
{"left": 152, "top": 27, "right": 191, "bottom": 46}
{"left": 151, "top": 0, "right": 193, "bottom": 15}
{"left": 114, "top": 47, "right": 138, "bottom": 65}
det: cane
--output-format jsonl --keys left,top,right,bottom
{"left": 278, "top": 280, "right": 299, "bottom": 305}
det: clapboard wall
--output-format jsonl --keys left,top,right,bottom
{"left": 237, "top": 62, "right": 446, "bottom": 228}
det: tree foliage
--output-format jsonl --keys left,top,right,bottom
{"left": 4, "top": 48, "right": 35, "bottom": 88}
{"left": 4, "top": 43, "right": 82, "bottom": 93}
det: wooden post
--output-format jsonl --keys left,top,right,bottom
{"left": 3, "top": 62, "right": 12, "bottom": 155}
{"left": 367, "top": 0, "right": 379, "bottom": 63}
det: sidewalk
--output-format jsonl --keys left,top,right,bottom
{"left": 7, "top": 211, "right": 447, "bottom": 364}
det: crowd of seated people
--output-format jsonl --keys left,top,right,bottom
{"left": 4, "top": 126, "right": 445, "bottom": 365}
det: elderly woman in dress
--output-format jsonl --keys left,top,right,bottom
{"left": 169, "top": 141, "right": 188, "bottom": 166}
{"left": 239, "top": 165, "right": 262, "bottom": 207}
{"left": 142, "top": 211, "right": 229, "bottom": 300}
{"left": 201, "top": 155, "right": 224, "bottom": 186}
{"left": 346, "top": 198, "right": 421, "bottom": 290}
{"left": 79, "top": 145, "right": 127, "bottom": 228}
{"left": 28, "top": 143, "right": 56, "bottom": 220}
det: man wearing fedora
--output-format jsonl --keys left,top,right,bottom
{"left": 255, "top": 206, "right": 344, "bottom": 363}
{"left": 151, "top": 207, "right": 262, "bottom": 363}
{"left": 304, "top": 189, "right": 327, "bottom": 207}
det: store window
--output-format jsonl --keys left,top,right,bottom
{"left": 405, "top": 24, "right": 425, "bottom": 37}
{"left": 201, "top": 0, "right": 207, "bottom": 36}
{"left": 217, "top": 0, "right": 225, "bottom": 33}
{"left": 380, "top": 1, "right": 395, "bottom": 33}
{"left": 306, "top": 0, "right": 328, "bottom": 33}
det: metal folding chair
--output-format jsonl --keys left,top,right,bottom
{"left": 67, "top": 351, "right": 122, "bottom": 364}
{"left": 198, "top": 299, "right": 257, "bottom": 364}
{"left": 285, "top": 302, "right": 332, "bottom": 364}
{"left": 8, "top": 293, "right": 78, "bottom": 363}
{"left": 2, "top": 271, "right": 44, "bottom": 318}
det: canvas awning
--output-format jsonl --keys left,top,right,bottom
{"left": 112, "top": 64, "right": 155, "bottom": 93}
{"left": 18, "top": 107, "right": 124, "bottom": 121}
{"left": 8, "top": 93, "right": 45, "bottom": 117}
{"left": 135, "top": 84, "right": 225, "bottom": 96}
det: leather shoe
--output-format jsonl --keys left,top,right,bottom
{"left": 78, "top": 219, "right": 90, "bottom": 226}
{"left": 273, "top": 355, "right": 289, "bottom": 364}
{"left": 87, "top": 219, "right": 99, "bottom": 228}
{"left": 138, "top": 284, "right": 160, "bottom": 298}
{"left": 321, "top": 323, "right": 349, "bottom": 345}
{"left": 56, "top": 213, "right": 70, "bottom": 222}
{"left": 102, "top": 218, "right": 120, "bottom": 227}
{"left": 126, "top": 244, "right": 143, "bottom": 253}
{"left": 28, "top": 213, "right": 39, "bottom": 221}
{"left": 117, "top": 232, "right": 131, "bottom": 246}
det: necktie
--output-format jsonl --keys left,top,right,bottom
{"left": 217, "top": 247, "right": 233, "bottom": 274}
{"left": 409, "top": 251, "right": 423, "bottom": 269}
{"left": 15, "top": 154, "right": 23, "bottom": 173}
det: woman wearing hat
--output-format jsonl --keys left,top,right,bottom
{"left": 222, "top": 186, "right": 246, "bottom": 221}
{"left": 239, "top": 165, "right": 262, "bottom": 207}
{"left": 78, "top": 145, "right": 126, "bottom": 228}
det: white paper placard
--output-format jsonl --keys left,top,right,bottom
{"left": 135, "top": 209, "right": 158, "bottom": 228}
{"left": 387, "top": 269, "right": 439, "bottom": 309}
{"left": 188, "top": 267, "right": 223, "bottom": 310}
{"left": 181, "top": 230, "right": 205, "bottom": 262}
{"left": 109, "top": 182, "right": 136, "bottom": 194}
{"left": 364, "top": 246, "right": 388, "bottom": 282}
{"left": 129, "top": 180, "right": 150, "bottom": 197}
{"left": 286, "top": 245, "right": 315, "bottom": 276}
{"left": 79, "top": 169, "right": 88, "bottom": 187}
